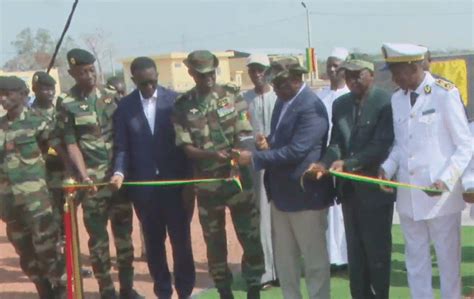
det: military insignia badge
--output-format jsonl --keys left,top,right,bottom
{"left": 80, "top": 104, "right": 88, "bottom": 111}
{"left": 424, "top": 85, "right": 432, "bottom": 94}
{"left": 70, "top": 57, "right": 76, "bottom": 65}
{"left": 435, "top": 78, "right": 454, "bottom": 90}
{"left": 190, "top": 108, "right": 199, "bottom": 114}
{"left": 217, "top": 97, "right": 229, "bottom": 108}
{"left": 217, "top": 104, "right": 235, "bottom": 118}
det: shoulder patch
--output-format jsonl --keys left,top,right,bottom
{"left": 435, "top": 78, "right": 454, "bottom": 91}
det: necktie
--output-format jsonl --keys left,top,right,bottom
{"left": 410, "top": 92, "right": 418, "bottom": 107}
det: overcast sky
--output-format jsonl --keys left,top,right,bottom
{"left": 1, "top": 0, "right": 473, "bottom": 67}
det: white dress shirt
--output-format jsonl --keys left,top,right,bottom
{"left": 140, "top": 89, "right": 158, "bottom": 135}
{"left": 275, "top": 83, "right": 306, "bottom": 130}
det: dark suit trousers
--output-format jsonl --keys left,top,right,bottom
{"left": 342, "top": 198, "right": 394, "bottom": 299}
{"left": 132, "top": 186, "right": 195, "bottom": 299}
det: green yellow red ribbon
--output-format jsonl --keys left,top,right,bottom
{"left": 300, "top": 169, "right": 442, "bottom": 193}
{"left": 63, "top": 176, "right": 243, "bottom": 192}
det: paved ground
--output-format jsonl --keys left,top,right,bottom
{"left": 0, "top": 204, "right": 472, "bottom": 298}
{"left": 0, "top": 206, "right": 244, "bottom": 298}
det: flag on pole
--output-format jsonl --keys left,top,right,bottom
{"left": 306, "top": 47, "right": 316, "bottom": 73}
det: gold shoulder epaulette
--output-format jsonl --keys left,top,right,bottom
{"left": 435, "top": 78, "right": 454, "bottom": 90}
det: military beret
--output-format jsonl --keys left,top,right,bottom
{"left": 2, "top": 76, "right": 28, "bottom": 91}
{"left": 32, "top": 71, "right": 56, "bottom": 87}
{"left": 266, "top": 56, "right": 308, "bottom": 82}
{"left": 67, "top": 48, "right": 96, "bottom": 67}
{"left": 183, "top": 50, "right": 219, "bottom": 74}
{"left": 340, "top": 53, "right": 375, "bottom": 72}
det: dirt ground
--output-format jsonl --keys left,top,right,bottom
{"left": 0, "top": 206, "right": 244, "bottom": 298}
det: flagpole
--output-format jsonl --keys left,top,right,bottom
{"left": 301, "top": 2, "right": 314, "bottom": 86}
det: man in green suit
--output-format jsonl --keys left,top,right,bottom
{"left": 306, "top": 54, "right": 395, "bottom": 299}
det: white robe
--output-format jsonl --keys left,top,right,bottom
{"left": 316, "top": 85, "right": 350, "bottom": 266}
{"left": 242, "top": 88, "right": 278, "bottom": 282}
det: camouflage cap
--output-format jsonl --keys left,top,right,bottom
{"left": 67, "top": 48, "right": 96, "bottom": 67}
{"left": 2, "top": 76, "right": 28, "bottom": 91}
{"left": 266, "top": 56, "right": 308, "bottom": 82}
{"left": 183, "top": 50, "right": 219, "bottom": 73}
{"left": 340, "top": 53, "right": 374, "bottom": 72}
{"left": 32, "top": 71, "right": 56, "bottom": 87}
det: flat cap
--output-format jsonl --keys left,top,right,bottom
{"left": 67, "top": 48, "right": 96, "bottom": 67}
{"left": 266, "top": 56, "right": 308, "bottom": 82}
{"left": 183, "top": 50, "right": 219, "bottom": 74}
{"left": 32, "top": 71, "right": 56, "bottom": 87}
{"left": 340, "top": 53, "right": 374, "bottom": 72}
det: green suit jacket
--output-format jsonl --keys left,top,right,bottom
{"left": 321, "top": 86, "right": 396, "bottom": 206}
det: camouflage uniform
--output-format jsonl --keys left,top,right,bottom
{"left": 31, "top": 101, "right": 65, "bottom": 237}
{"left": 56, "top": 86, "right": 134, "bottom": 296}
{"left": 173, "top": 83, "right": 264, "bottom": 290}
{"left": 0, "top": 108, "right": 64, "bottom": 289}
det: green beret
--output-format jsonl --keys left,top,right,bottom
{"left": 183, "top": 50, "right": 219, "bottom": 73}
{"left": 32, "top": 71, "right": 56, "bottom": 87}
{"left": 340, "top": 53, "right": 374, "bottom": 72}
{"left": 3, "top": 76, "right": 28, "bottom": 91}
{"left": 266, "top": 56, "right": 308, "bottom": 82}
{"left": 67, "top": 48, "right": 96, "bottom": 67}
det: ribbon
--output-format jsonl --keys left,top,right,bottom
{"left": 300, "top": 169, "right": 443, "bottom": 193}
{"left": 62, "top": 176, "right": 243, "bottom": 192}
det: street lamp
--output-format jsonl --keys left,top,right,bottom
{"left": 301, "top": 1, "right": 314, "bottom": 85}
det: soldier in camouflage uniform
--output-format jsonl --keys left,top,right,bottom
{"left": 30, "top": 72, "right": 70, "bottom": 238}
{"left": 56, "top": 49, "right": 142, "bottom": 299}
{"left": 173, "top": 50, "right": 264, "bottom": 299}
{"left": 0, "top": 76, "right": 65, "bottom": 299}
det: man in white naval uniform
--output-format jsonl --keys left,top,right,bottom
{"left": 316, "top": 47, "right": 350, "bottom": 270}
{"left": 242, "top": 53, "right": 279, "bottom": 288}
{"left": 379, "top": 43, "right": 473, "bottom": 299}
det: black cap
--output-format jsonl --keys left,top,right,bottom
{"left": 32, "top": 71, "right": 56, "bottom": 87}
{"left": 67, "top": 48, "right": 96, "bottom": 67}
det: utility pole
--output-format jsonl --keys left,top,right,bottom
{"left": 301, "top": 2, "right": 314, "bottom": 86}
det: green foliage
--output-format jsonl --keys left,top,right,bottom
{"left": 197, "top": 225, "right": 474, "bottom": 298}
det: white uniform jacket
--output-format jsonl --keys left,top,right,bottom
{"left": 382, "top": 72, "right": 473, "bottom": 220}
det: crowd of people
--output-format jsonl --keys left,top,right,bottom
{"left": 0, "top": 42, "right": 472, "bottom": 299}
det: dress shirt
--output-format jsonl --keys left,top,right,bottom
{"left": 275, "top": 83, "right": 306, "bottom": 130}
{"left": 140, "top": 89, "right": 158, "bottom": 135}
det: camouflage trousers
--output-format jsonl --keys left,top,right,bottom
{"left": 78, "top": 185, "right": 134, "bottom": 295}
{"left": 46, "top": 170, "right": 65, "bottom": 238}
{"left": 197, "top": 183, "right": 264, "bottom": 289}
{"left": 2, "top": 189, "right": 64, "bottom": 287}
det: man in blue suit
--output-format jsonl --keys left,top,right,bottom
{"left": 236, "top": 57, "right": 334, "bottom": 299}
{"left": 110, "top": 57, "right": 195, "bottom": 299}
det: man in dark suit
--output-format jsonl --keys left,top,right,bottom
{"left": 306, "top": 54, "right": 395, "bottom": 299}
{"left": 236, "top": 57, "right": 334, "bottom": 299}
{"left": 110, "top": 57, "right": 195, "bottom": 299}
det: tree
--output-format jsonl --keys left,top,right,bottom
{"left": 3, "top": 27, "right": 78, "bottom": 91}
{"left": 82, "top": 29, "right": 115, "bottom": 85}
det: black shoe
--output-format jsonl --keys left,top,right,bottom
{"left": 35, "top": 279, "right": 53, "bottom": 299}
{"left": 330, "top": 264, "right": 348, "bottom": 273}
{"left": 247, "top": 286, "right": 260, "bottom": 299}
{"left": 218, "top": 287, "right": 234, "bottom": 299}
{"left": 52, "top": 284, "right": 67, "bottom": 299}
{"left": 101, "top": 290, "right": 118, "bottom": 299}
{"left": 119, "top": 288, "right": 145, "bottom": 299}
